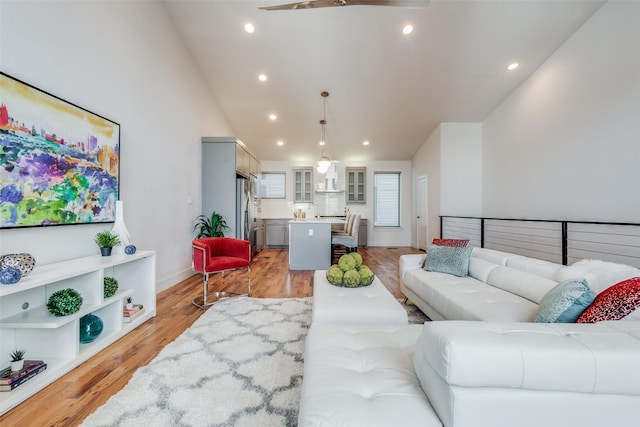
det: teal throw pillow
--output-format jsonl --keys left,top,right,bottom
{"left": 534, "top": 278, "right": 595, "bottom": 323}
{"left": 424, "top": 245, "right": 473, "bottom": 277}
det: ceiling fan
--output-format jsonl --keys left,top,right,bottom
{"left": 259, "top": 0, "right": 429, "bottom": 12}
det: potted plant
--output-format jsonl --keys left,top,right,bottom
{"left": 10, "top": 349, "right": 25, "bottom": 371}
{"left": 125, "top": 297, "right": 134, "bottom": 309}
{"left": 95, "top": 230, "right": 121, "bottom": 256}
{"left": 193, "top": 211, "right": 230, "bottom": 238}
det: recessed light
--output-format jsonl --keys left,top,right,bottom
{"left": 258, "top": 73, "right": 267, "bottom": 82}
{"left": 269, "top": 114, "right": 277, "bottom": 121}
{"left": 319, "top": 141, "right": 325, "bottom": 146}
{"left": 277, "top": 140, "right": 284, "bottom": 146}
{"left": 508, "top": 63, "right": 519, "bottom": 71}
{"left": 402, "top": 25, "right": 413, "bottom": 35}
{"left": 362, "top": 140, "right": 370, "bottom": 146}
{"left": 244, "top": 23, "right": 254, "bottom": 34}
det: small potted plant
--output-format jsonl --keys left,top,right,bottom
{"left": 193, "top": 211, "right": 230, "bottom": 238}
{"left": 125, "top": 297, "right": 134, "bottom": 309}
{"left": 10, "top": 349, "right": 25, "bottom": 371}
{"left": 95, "top": 230, "right": 121, "bottom": 256}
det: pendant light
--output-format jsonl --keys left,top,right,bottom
{"left": 317, "top": 91, "right": 331, "bottom": 174}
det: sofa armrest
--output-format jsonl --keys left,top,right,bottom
{"left": 414, "top": 320, "right": 640, "bottom": 396}
{"left": 399, "top": 254, "right": 426, "bottom": 281}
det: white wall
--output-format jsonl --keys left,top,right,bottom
{"left": 411, "top": 123, "right": 483, "bottom": 247}
{"left": 260, "top": 160, "right": 413, "bottom": 247}
{"left": 483, "top": 1, "right": 640, "bottom": 222}
{"left": 440, "top": 123, "right": 483, "bottom": 217}
{"left": 0, "top": 1, "right": 233, "bottom": 291}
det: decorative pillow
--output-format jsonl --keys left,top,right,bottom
{"left": 534, "top": 278, "right": 594, "bottom": 323}
{"left": 577, "top": 277, "right": 640, "bottom": 323}
{"left": 424, "top": 245, "right": 473, "bottom": 277}
{"left": 432, "top": 238, "right": 470, "bottom": 247}
{"left": 422, "top": 238, "right": 471, "bottom": 267}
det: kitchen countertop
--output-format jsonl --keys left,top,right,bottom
{"left": 289, "top": 218, "right": 344, "bottom": 224}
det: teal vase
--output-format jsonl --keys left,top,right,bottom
{"left": 79, "top": 314, "right": 104, "bottom": 343}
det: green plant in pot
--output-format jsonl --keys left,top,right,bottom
{"left": 95, "top": 230, "right": 121, "bottom": 256}
{"left": 193, "top": 211, "right": 230, "bottom": 238}
{"left": 10, "top": 349, "right": 25, "bottom": 371}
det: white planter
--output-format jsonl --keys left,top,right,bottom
{"left": 11, "top": 360, "right": 24, "bottom": 371}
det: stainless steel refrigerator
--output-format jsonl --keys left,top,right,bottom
{"left": 236, "top": 177, "right": 259, "bottom": 255}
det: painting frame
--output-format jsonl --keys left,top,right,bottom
{"left": 0, "top": 71, "right": 120, "bottom": 229}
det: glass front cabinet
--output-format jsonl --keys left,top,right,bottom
{"left": 294, "top": 168, "right": 313, "bottom": 202}
{"left": 346, "top": 167, "right": 366, "bottom": 203}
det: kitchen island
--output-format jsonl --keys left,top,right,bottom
{"left": 288, "top": 219, "right": 341, "bottom": 270}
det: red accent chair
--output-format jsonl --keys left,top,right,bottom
{"left": 192, "top": 237, "right": 251, "bottom": 309}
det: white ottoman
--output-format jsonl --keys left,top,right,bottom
{"left": 298, "top": 323, "right": 442, "bottom": 427}
{"left": 312, "top": 270, "right": 409, "bottom": 324}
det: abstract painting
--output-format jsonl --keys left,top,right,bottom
{"left": 0, "top": 72, "right": 120, "bottom": 228}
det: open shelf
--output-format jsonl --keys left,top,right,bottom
{"left": 0, "top": 251, "right": 156, "bottom": 415}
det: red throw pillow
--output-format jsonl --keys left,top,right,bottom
{"left": 432, "top": 238, "right": 470, "bottom": 247}
{"left": 422, "top": 238, "right": 471, "bottom": 268}
{"left": 576, "top": 277, "right": 640, "bottom": 323}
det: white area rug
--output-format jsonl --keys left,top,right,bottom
{"left": 80, "top": 297, "right": 428, "bottom": 427}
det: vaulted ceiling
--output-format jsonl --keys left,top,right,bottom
{"left": 163, "top": 0, "right": 604, "bottom": 162}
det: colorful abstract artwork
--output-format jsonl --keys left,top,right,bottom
{"left": 0, "top": 72, "right": 120, "bottom": 228}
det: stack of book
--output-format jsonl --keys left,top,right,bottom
{"left": 0, "top": 360, "right": 47, "bottom": 392}
{"left": 123, "top": 304, "right": 145, "bottom": 323}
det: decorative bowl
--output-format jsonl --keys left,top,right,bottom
{"left": 0, "top": 253, "right": 36, "bottom": 277}
{"left": 0, "top": 267, "right": 22, "bottom": 285}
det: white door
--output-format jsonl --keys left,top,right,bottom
{"left": 416, "top": 176, "right": 428, "bottom": 250}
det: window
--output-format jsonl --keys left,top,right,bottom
{"left": 259, "top": 172, "right": 286, "bottom": 199}
{"left": 374, "top": 172, "right": 400, "bottom": 227}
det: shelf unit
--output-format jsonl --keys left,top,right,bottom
{"left": 0, "top": 251, "right": 156, "bottom": 415}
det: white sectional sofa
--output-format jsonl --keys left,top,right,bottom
{"left": 299, "top": 247, "right": 640, "bottom": 427}
{"left": 400, "top": 247, "right": 566, "bottom": 321}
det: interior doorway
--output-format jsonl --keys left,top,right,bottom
{"left": 416, "top": 176, "right": 428, "bottom": 251}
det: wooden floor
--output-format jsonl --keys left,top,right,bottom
{"left": 0, "top": 247, "right": 421, "bottom": 426}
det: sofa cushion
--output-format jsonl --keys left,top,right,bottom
{"left": 468, "top": 257, "right": 500, "bottom": 282}
{"left": 577, "top": 277, "right": 640, "bottom": 323}
{"left": 403, "top": 268, "right": 539, "bottom": 322}
{"left": 414, "top": 320, "right": 640, "bottom": 394}
{"left": 486, "top": 266, "right": 559, "bottom": 304}
{"left": 470, "top": 247, "right": 521, "bottom": 266}
{"left": 556, "top": 259, "right": 640, "bottom": 294}
{"left": 534, "top": 278, "right": 594, "bottom": 323}
{"left": 506, "top": 257, "right": 565, "bottom": 281}
{"left": 424, "top": 245, "right": 472, "bottom": 277}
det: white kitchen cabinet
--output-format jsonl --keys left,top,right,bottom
{"left": 346, "top": 167, "right": 366, "bottom": 203}
{"left": 294, "top": 168, "right": 313, "bottom": 202}
{"left": 0, "top": 251, "right": 156, "bottom": 415}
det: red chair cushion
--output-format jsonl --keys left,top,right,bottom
{"left": 193, "top": 238, "right": 250, "bottom": 273}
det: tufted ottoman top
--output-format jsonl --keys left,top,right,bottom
{"left": 298, "top": 323, "right": 442, "bottom": 427}
{"left": 312, "top": 270, "right": 409, "bottom": 324}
